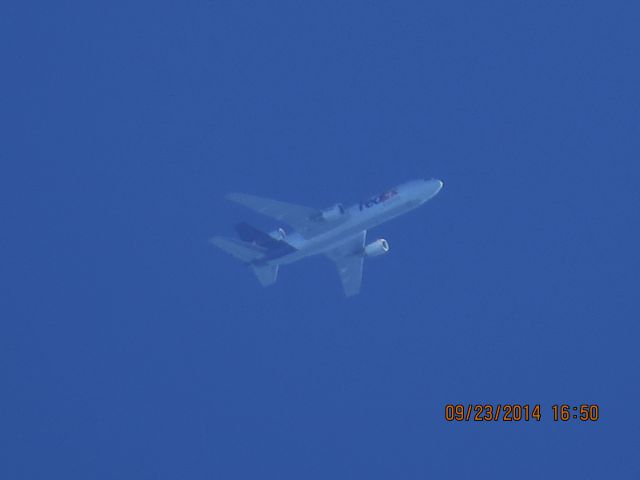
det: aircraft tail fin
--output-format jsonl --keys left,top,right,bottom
{"left": 210, "top": 236, "right": 280, "bottom": 287}
{"left": 252, "top": 264, "right": 279, "bottom": 286}
{"left": 209, "top": 236, "right": 265, "bottom": 263}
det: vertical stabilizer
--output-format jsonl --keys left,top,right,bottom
{"left": 252, "top": 264, "right": 279, "bottom": 286}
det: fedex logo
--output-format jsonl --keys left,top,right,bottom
{"left": 359, "top": 189, "right": 398, "bottom": 210}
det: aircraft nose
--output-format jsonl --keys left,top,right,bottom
{"left": 424, "top": 178, "right": 444, "bottom": 197}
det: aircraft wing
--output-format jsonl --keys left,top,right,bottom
{"left": 226, "top": 192, "right": 325, "bottom": 237}
{"left": 325, "top": 231, "right": 367, "bottom": 297}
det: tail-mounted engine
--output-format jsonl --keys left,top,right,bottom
{"left": 268, "top": 227, "right": 286, "bottom": 241}
{"left": 364, "top": 238, "right": 389, "bottom": 257}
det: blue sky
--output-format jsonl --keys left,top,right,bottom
{"left": 2, "top": 1, "right": 639, "bottom": 478}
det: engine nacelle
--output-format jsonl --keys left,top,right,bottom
{"left": 364, "top": 238, "right": 389, "bottom": 257}
{"left": 269, "top": 227, "right": 286, "bottom": 241}
{"left": 321, "top": 203, "right": 346, "bottom": 221}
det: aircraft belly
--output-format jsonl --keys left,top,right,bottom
{"left": 267, "top": 201, "right": 416, "bottom": 266}
{"left": 216, "top": 178, "right": 443, "bottom": 295}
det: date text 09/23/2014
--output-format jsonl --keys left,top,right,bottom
{"left": 444, "top": 404, "right": 600, "bottom": 422}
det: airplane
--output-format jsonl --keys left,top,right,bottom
{"left": 210, "top": 178, "right": 444, "bottom": 296}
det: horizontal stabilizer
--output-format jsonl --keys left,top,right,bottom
{"left": 209, "top": 236, "right": 265, "bottom": 263}
{"left": 252, "top": 264, "right": 279, "bottom": 286}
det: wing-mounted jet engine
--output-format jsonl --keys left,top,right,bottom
{"left": 320, "top": 203, "right": 346, "bottom": 221}
{"left": 216, "top": 177, "right": 444, "bottom": 296}
{"left": 364, "top": 238, "right": 389, "bottom": 257}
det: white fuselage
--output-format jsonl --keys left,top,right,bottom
{"left": 269, "top": 178, "right": 443, "bottom": 265}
